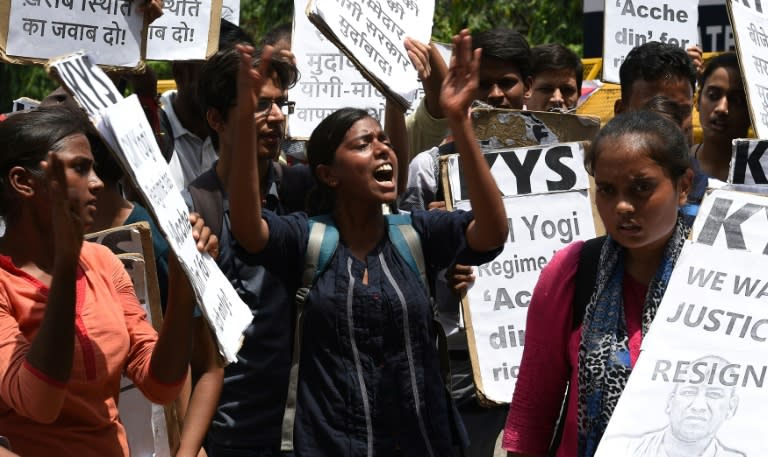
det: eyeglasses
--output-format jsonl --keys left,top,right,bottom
{"left": 256, "top": 98, "right": 295, "bottom": 115}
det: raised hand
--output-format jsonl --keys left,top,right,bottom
{"left": 440, "top": 29, "right": 481, "bottom": 121}
{"left": 42, "top": 152, "right": 84, "bottom": 266}
{"left": 405, "top": 37, "right": 432, "bottom": 81}
{"left": 235, "top": 43, "right": 274, "bottom": 118}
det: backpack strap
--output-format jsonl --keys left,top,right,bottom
{"left": 187, "top": 169, "right": 225, "bottom": 241}
{"left": 280, "top": 214, "right": 338, "bottom": 451}
{"left": 385, "top": 214, "right": 427, "bottom": 291}
{"left": 547, "top": 235, "right": 606, "bottom": 456}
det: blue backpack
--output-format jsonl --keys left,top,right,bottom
{"left": 280, "top": 213, "right": 429, "bottom": 451}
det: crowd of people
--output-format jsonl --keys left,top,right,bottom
{"left": 0, "top": 4, "right": 753, "bottom": 457}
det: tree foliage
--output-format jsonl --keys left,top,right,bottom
{"left": 1, "top": 0, "right": 583, "bottom": 112}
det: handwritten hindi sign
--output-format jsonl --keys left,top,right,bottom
{"left": 2, "top": 0, "right": 144, "bottom": 67}
{"left": 305, "top": 0, "right": 434, "bottom": 110}
{"left": 728, "top": 0, "right": 768, "bottom": 138}
{"left": 602, "top": 0, "right": 698, "bottom": 83}
{"left": 146, "top": 0, "right": 221, "bottom": 61}
{"left": 221, "top": 0, "right": 239, "bottom": 25}
{"left": 49, "top": 52, "right": 252, "bottom": 362}
{"left": 596, "top": 189, "right": 768, "bottom": 457}
{"left": 729, "top": 139, "right": 768, "bottom": 184}
{"left": 445, "top": 143, "right": 597, "bottom": 404}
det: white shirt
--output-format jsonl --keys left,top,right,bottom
{"left": 160, "top": 90, "right": 218, "bottom": 190}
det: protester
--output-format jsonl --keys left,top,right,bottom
{"left": 689, "top": 53, "right": 750, "bottom": 181}
{"left": 185, "top": 46, "right": 311, "bottom": 457}
{"left": 525, "top": 43, "right": 582, "bottom": 113}
{"left": 0, "top": 104, "right": 217, "bottom": 456}
{"left": 502, "top": 110, "right": 693, "bottom": 457}
{"left": 226, "top": 29, "right": 507, "bottom": 456}
{"left": 614, "top": 41, "right": 697, "bottom": 144}
{"left": 159, "top": 20, "right": 254, "bottom": 189}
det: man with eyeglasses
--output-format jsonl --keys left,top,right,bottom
{"left": 183, "top": 46, "right": 313, "bottom": 457}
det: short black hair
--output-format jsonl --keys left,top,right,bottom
{"left": 618, "top": 41, "right": 697, "bottom": 103}
{"left": 530, "top": 43, "right": 583, "bottom": 92}
{"left": 219, "top": 18, "right": 254, "bottom": 49}
{"left": 698, "top": 52, "right": 740, "bottom": 88}
{"left": 198, "top": 48, "right": 299, "bottom": 150}
{"left": 586, "top": 110, "right": 691, "bottom": 181}
{"left": 471, "top": 28, "right": 531, "bottom": 79}
{"left": 262, "top": 23, "right": 292, "bottom": 47}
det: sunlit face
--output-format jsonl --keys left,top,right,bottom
{"left": 52, "top": 133, "right": 103, "bottom": 230}
{"left": 526, "top": 69, "right": 579, "bottom": 112}
{"left": 667, "top": 383, "right": 737, "bottom": 442}
{"left": 698, "top": 66, "right": 750, "bottom": 144}
{"left": 254, "top": 77, "right": 287, "bottom": 161}
{"left": 327, "top": 117, "right": 397, "bottom": 204}
{"left": 594, "top": 134, "right": 690, "bottom": 255}
{"left": 617, "top": 77, "right": 694, "bottom": 143}
{"left": 477, "top": 58, "right": 530, "bottom": 109}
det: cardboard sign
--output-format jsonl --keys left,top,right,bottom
{"left": 49, "top": 51, "right": 252, "bottom": 363}
{"left": 728, "top": 0, "right": 768, "bottom": 138}
{"left": 0, "top": 0, "right": 145, "bottom": 68}
{"left": 729, "top": 138, "right": 768, "bottom": 184}
{"left": 470, "top": 109, "right": 601, "bottom": 148}
{"left": 602, "top": 0, "right": 699, "bottom": 83}
{"left": 444, "top": 143, "right": 597, "bottom": 404}
{"left": 596, "top": 190, "right": 768, "bottom": 456}
{"left": 305, "top": 0, "right": 434, "bottom": 110}
{"left": 85, "top": 222, "right": 179, "bottom": 457}
{"left": 145, "top": 0, "right": 222, "bottom": 61}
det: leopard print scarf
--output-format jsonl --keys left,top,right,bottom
{"left": 577, "top": 216, "right": 689, "bottom": 457}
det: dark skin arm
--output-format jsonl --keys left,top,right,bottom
{"left": 25, "top": 153, "right": 81, "bottom": 383}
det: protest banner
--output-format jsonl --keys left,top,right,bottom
{"left": 729, "top": 138, "right": 768, "bottom": 184}
{"left": 470, "top": 108, "right": 601, "bottom": 148}
{"left": 85, "top": 222, "right": 180, "bottom": 457}
{"left": 602, "top": 0, "right": 699, "bottom": 83}
{"left": 443, "top": 142, "right": 597, "bottom": 404}
{"left": 48, "top": 51, "right": 252, "bottom": 363}
{"left": 221, "top": 0, "right": 239, "bottom": 25}
{"left": 0, "top": 0, "right": 145, "bottom": 68}
{"left": 145, "top": 0, "right": 221, "bottom": 61}
{"left": 728, "top": 0, "right": 768, "bottom": 139}
{"left": 290, "top": 0, "right": 450, "bottom": 139}
{"left": 304, "top": 0, "right": 434, "bottom": 110}
{"left": 595, "top": 188, "right": 768, "bottom": 456}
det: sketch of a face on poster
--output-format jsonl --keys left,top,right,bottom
{"left": 600, "top": 356, "right": 746, "bottom": 457}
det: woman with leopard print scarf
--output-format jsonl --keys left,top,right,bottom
{"left": 502, "top": 110, "right": 694, "bottom": 457}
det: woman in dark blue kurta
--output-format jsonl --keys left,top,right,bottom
{"left": 226, "top": 33, "right": 509, "bottom": 456}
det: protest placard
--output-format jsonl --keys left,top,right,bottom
{"left": 728, "top": 0, "right": 768, "bottom": 139}
{"left": 443, "top": 143, "right": 597, "bottom": 404}
{"left": 145, "top": 0, "right": 221, "bottom": 61}
{"left": 304, "top": 0, "right": 434, "bottom": 110}
{"left": 0, "top": 0, "right": 145, "bottom": 68}
{"left": 221, "top": 0, "right": 239, "bottom": 25}
{"left": 48, "top": 51, "right": 253, "bottom": 363}
{"left": 470, "top": 109, "right": 601, "bottom": 148}
{"left": 595, "top": 188, "right": 768, "bottom": 456}
{"left": 602, "top": 0, "right": 699, "bottom": 83}
{"left": 85, "top": 222, "right": 179, "bottom": 457}
{"left": 729, "top": 138, "right": 768, "bottom": 184}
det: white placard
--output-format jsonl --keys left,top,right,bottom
{"left": 307, "top": 0, "right": 433, "bottom": 108}
{"left": 6, "top": 0, "right": 144, "bottom": 67}
{"left": 729, "top": 138, "right": 768, "bottom": 184}
{"left": 290, "top": 0, "right": 387, "bottom": 138}
{"left": 729, "top": 0, "right": 768, "bottom": 139}
{"left": 692, "top": 188, "right": 768, "bottom": 254}
{"left": 50, "top": 52, "right": 252, "bottom": 363}
{"left": 221, "top": 0, "right": 239, "bottom": 25}
{"left": 602, "top": 0, "right": 699, "bottom": 83}
{"left": 146, "top": 0, "right": 214, "bottom": 60}
{"left": 448, "top": 143, "right": 592, "bottom": 204}
{"left": 447, "top": 143, "right": 596, "bottom": 403}
{"left": 595, "top": 241, "right": 768, "bottom": 457}
{"left": 101, "top": 96, "right": 251, "bottom": 363}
